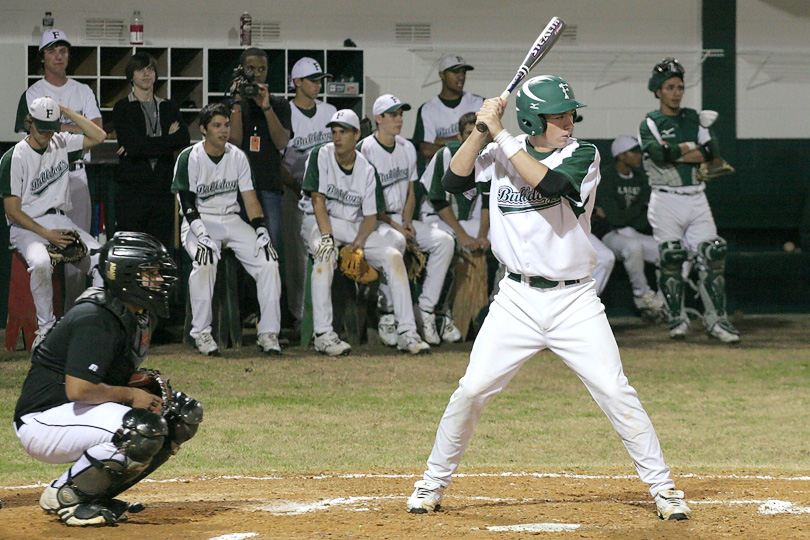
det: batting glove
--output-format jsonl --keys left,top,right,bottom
{"left": 315, "top": 233, "right": 338, "bottom": 262}
{"left": 195, "top": 234, "right": 220, "bottom": 266}
{"left": 254, "top": 226, "right": 278, "bottom": 261}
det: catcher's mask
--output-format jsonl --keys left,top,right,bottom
{"left": 648, "top": 57, "right": 685, "bottom": 93}
{"left": 515, "top": 75, "right": 586, "bottom": 136}
{"left": 99, "top": 231, "right": 178, "bottom": 318}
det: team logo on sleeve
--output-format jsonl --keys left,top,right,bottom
{"left": 496, "top": 185, "right": 560, "bottom": 214}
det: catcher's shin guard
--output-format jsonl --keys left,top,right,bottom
{"left": 657, "top": 240, "right": 688, "bottom": 326}
{"left": 696, "top": 238, "right": 733, "bottom": 330}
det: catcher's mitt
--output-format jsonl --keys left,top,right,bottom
{"left": 404, "top": 242, "right": 427, "bottom": 283}
{"left": 697, "top": 157, "right": 735, "bottom": 182}
{"left": 129, "top": 368, "right": 173, "bottom": 413}
{"left": 47, "top": 230, "right": 87, "bottom": 266}
{"left": 339, "top": 245, "right": 378, "bottom": 284}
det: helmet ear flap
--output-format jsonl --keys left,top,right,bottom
{"left": 518, "top": 114, "right": 547, "bottom": 136}
{"left": 538, "top": 116, "right": 547, "bottom": 136}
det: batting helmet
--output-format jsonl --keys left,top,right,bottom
{"left": 99, "top": 231, "right": 178, "bottom": 318}
{"left": 515, "top": 75, "right": 586, "bottom": 136}
{"left": 648, "top": 57, "right": 685, "bottom": 93}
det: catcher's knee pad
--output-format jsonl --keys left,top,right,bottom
{"left": 164, "top": 391, "right": 204, "bottom": 446}
{"left": 696, "top": 238, "right": 729, "bottom": 324}
{"left": 697, "top": 237, "right": 727, "bottom": 271}
{"left": 113, "top": 408, "right": 169, "bottom": 463}
{"left": 657, "top": 241, "right": 688, "bottom": 320}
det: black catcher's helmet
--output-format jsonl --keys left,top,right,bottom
{"left": 99, "top": 232, "right": 178, "bottom": 318}
{"left": 648, "top": 57, "right": 685, "bottom": 93}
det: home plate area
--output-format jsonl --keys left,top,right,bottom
{"left": 1, "top": 472, "right": 809, "bottom": 539}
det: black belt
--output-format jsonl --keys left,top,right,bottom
{"left": 14, "top": 417, "right": 24, "bottom": 430}
{"left": 69, "top": 162, "right": 85, "bottom": 171}
{"left": 45, "top": 208, "right": 65, "bottom": 215}
{"left": 655, "top": 188, "right": 695, "bottom": 195}
{"left": 508, "top": 272, "right": 581, "bottom": 289}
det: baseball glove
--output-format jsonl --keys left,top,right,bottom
{"left": 128, "top": 368, "right": 173, "bottom": 413}
{"left": 339, "top": 246, "right": 378, "bottom": 284}
{"left": 404, "top": 242, "right": 427, "bottom": 283}
{"left": 47, "top": 230, "right": 87, "bottom": 266}
{"left": 697, "top": 157, "right": 735, "bottom": 182}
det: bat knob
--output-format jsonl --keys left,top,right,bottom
{"left": 475, "top": 121, "right": 487, "bottom": 133}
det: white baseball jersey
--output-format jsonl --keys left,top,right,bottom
{"left": 301, "top": 143, "right": 379, "bottom": 222}
{"left": 357, "top": 134, "right": 417, "bottom": 215}
{"left": 479, "top": 135, "right": 600, "bottom": 280}
{"left": 416, "top": 93, "right": 483, "bottom": 143}
{"left": 0, "top": 133, "right": 84, "bottom": 220}
{"left": 283, "top": 100, "right": 337, "bottom": 181}
{"left": 171, "top": 142, "right": 256, "bottom": 215}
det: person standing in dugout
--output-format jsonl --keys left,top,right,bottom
{"left": 13, "top": 231, "right": 203, "bottom": 527}
{"left": 357, "top": 94, "right": 454, "bottom": 348}
{"left": 406, "top": 75, "right": 692, "bottom": 521}
{"left": 171, "top": 103, "right": 282, "bottom": 357}
{"left": 2, "top": 97, "right": 107, "bottom": 350}
{"left": 639, "top": 58, "right": 739, "bottom": 343}
{"left": 301, "top": 109, "right": 428, "bottom": 356}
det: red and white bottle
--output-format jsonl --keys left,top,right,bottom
{"left": 130, "top": 10, "right": 144, "bottom": 45}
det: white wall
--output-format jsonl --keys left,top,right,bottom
{"left": 2, "top": 1, "right": 807, "bottom": 142}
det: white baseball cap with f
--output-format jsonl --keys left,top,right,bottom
{"left": 326, "top": 109, "right": 360, "bottom": 131}
{"left": 439, "top": 54, "right": 474, "bottom": 72}
{"left": 29, "top": 96, "right": 62, "bottom": 131}
{"left": 290, "top": 57, "right": 333, "bottom": 81}
{"left": 372, "top": 94, "right": 412, "bottom": 117}
{"left": 40, "top": 29, "right": 71, "bottom": 50}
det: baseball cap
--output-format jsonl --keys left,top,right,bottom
{"left": 611, "top": 135, "right": 641, "bottom": 157}
{"left": 29, "top": 96, "right": 62, "bottom": 131}
{"left": 290, "top": 57, "right": 333, "bottom": 81}
{"left": 372, "top": 94, "right": 411, "bottom": 117}
{"left": 39, "top": 29, "right": 71, "bottom": 50}
{"left": 326, "top": 109, "right": 361, "bottom": 131}
{"left": 439, "top": 54, "right": 474, "bottom": 72}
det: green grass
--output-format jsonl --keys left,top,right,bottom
{"left": 2, "top": 316, "right": 809, "bottom": 485}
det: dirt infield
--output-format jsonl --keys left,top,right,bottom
{"left": 2, "top": 472, "right": 810, "bottom": 539}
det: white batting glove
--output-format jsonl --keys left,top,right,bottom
{"left": 254, "top": 226, "right": 278, "bottom": 261}
{"left": 314, "top": 233, "right": 338, "bottom": 262}
{"left": 195, "top": 234, "right": 220, "bottom": 266}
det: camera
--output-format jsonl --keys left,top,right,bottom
{"left": 231, "top": 65, "right": 260, "bottom": 99}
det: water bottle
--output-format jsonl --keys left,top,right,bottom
{"left": 42, "top": 12, "right": 54, "bottom": 31}
{"left": 239, "top": 11, "right": 252, "bottom": 46}
{"left": 130, "top": 10, "right": 144, "bottom": 45}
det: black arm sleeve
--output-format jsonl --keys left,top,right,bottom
{"left": 442, "top": 168, "right": 476, "bottom": 194}
{"left": 481, "top": 193, "right": 489, "bottom": 208}
{"left": 533, "top": 169, "right": 576, "bottom": 199}
{"left": 177, "top": 190, "right": 201, "bottom": 222}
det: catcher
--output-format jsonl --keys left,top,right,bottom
{"left": 13, "top": 232, "right": 204, "bottom": 527}
{"left": 640, "top": 58, "right": 739, "bottom": 343}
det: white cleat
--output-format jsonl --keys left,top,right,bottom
{"left": 654, "top": 489, "right": 692, "bottom": 520}
{"left": 314, "top": 331, "right": 352, "bottom": 356}
{"left": 407, "top": 480, "right": 444, "bottom": 514}
{"left": 397, "top": 329, "right": 430, "bottom": 355}
{"left": 419, "top": 309, "right": 441, "bottom": 345}
{"left": 440, "top": 315, "right": 462, "bottom": 343}
{"left": 707, "top": 321, "right": 740, "bottom": 344}
{"left": 194, "top": 331, "right": 220, "bottom": 356}
{"left": 257, "top": 332, "right": 281, "bottom": 355}
{"left": 40, "top": 483, "right": 59, "bottom": 513}
{"left": 668, "top": 320, "right": 690, "bottom": 339}
{"left": 378, "top": 313, "right": 398, "bottom": 347}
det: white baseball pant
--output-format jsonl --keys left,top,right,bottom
{"left": 602, "top": 227, "right": 660, "bottom": 297}
{"left": 302, "top": 215, "right": 417, "bottom": 335}
{"left": 377, "top": 216, "right": 455, "bottom": 313}
{"left": 422, "top": 275, "right": 676, "bottom": 498}
{"left": 9, "top": 213, "right": 102, "bottom": 336}
{"left": 182, "top": 213, "right": 281, "bottom": 339}
{"left": 589, "top": 234, "right": 616, "bottom": 296}
{"left": 648, "top": 190, "right": 718, "bottom": 250}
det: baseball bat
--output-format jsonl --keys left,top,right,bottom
{"left": 475, "top": 16, "right": 566, "bottom": 133}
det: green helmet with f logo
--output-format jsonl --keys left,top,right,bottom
{"left": 515, "top": 75, "right": 586, "bottom": 136}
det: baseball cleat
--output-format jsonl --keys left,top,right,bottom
{"left": 57, "top": 503, "right": 116, "bottom": 527}
{"left": 397, "top": 330, "right": 430, "bottom": 355}
{"left": 194, "top": 332, "right": 220, "bottom": 356}
{"left": 440, "top": 315, "right": 462, "bottom": 343}
{"left": 707, "top": 321, "right": 740, "bottom": 344}
{"left": 314, "top": 331, "right": 351, "bottom": 356}
{"left": 378, "top": 313, "right": 398, "bottom": 347}
{"left": 654, "top": 489, "right": 692, "bottom": 520}
{"left": 101, "top": 498, "right": 145, "bottom": 522}
{"left": 39, "top": 483, "right": 59, "bottom": 513}
{"left": 257, "top": 332, "right": 282, "bottom": 355}
{"left": 407, "top": 480, "right": 444, "bottom": 513}
{"left": 419, "top": 309, "right": 441, "bottom": 345}
{"left": 668, "top": 320, "right": 690, "bottom": 339}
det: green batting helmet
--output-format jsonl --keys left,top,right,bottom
{"left": 515, "top": 75, "right": 586, "bottom": 136}
{"left": 648, "top": 57, "right": 685, "bottom": 93}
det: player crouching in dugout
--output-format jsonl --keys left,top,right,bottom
{"left": 172, "top": 102, "right": 283, "bottom": 356}
{"left": 13, "top": 232, "right": 203, "bottom": 527}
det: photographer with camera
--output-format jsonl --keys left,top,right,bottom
{"left": 228, "top": 48, "right": 292, "bottom": 250}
